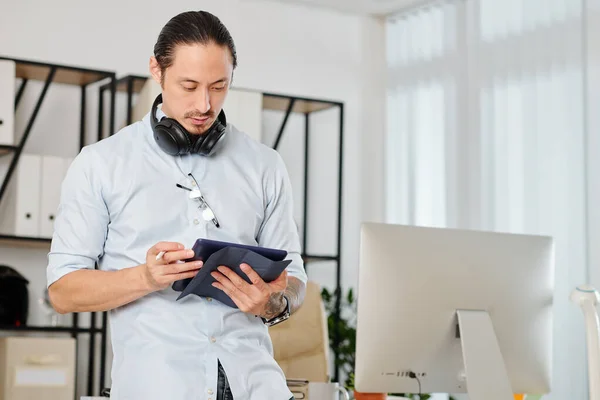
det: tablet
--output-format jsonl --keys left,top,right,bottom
{"left": 173, "top": 245, "right": 292, "bottom": 308}
{"left": 171, "top": 238, "right": 289, "bottom": 293}
{"left": 189, "top": 238, "right": 288, "bottom": 262}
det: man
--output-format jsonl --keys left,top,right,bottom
{"left": 47, "top": 10, "right": 306, "bottom": 400}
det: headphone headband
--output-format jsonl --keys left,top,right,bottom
{"left": 150, "top": 93, "right": 227, "bottom": 156}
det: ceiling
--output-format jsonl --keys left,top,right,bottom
{"left": 259, "top": 0, "right": 429, "bottom": 16}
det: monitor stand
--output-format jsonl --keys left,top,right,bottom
{"left": 456, "top": 309, "right": 513, "bottom": 400}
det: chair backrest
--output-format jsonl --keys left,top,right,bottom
{"left": 269, "top": 280, "right": 330, "bottom": 382}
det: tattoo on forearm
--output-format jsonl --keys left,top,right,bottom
{"left": 263, "top": 292, "right": 285, "bottom": 320}
{"left": 284, "top": 277, "right": 305, "bottom": 314}
{"left": 262, "top": 277, "right": 306, "bottom": 319}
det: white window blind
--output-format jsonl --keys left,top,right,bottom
{"left": 386, "top": 0, "right": 588, "bottom": 398}
{"left": 386, "top": 1, "right": 461, "bottom": 228}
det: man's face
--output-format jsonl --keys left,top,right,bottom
{"left": 150, "top": 42, "right": 233, "bottom": 135}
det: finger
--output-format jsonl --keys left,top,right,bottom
{"left": 151, "top": 242, "right": 184, "bottom": 255}
{"left": 162, "top": 249, "right": 195, "bottom": 264}
{"left": 268, "top": 269, "right": 288, "bottom": 289}
{"left": 163, "top": 260, "right": 203, "bottom": 275}
{"left": 217, "top": 266, "right": 249, "bottom": 289}
{"left": 211, "top": 271, "right": 235, "bottom": 290}
{"left": 212, "top": 282, "right": 250, "bottom": 312}
{"left": 211, "top": 271, "right": 252, "bottom": 303}
{"left": 239, "top": 264, "right": 268, "bottom": 290}
{"left": 169, "top": 269, "right": 201, "bottom": 282}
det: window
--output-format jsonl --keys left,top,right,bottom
{"left": 385, "top": 1, "right": 588, "bottom": 398}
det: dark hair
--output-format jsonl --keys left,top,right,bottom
{"left": 153, "top": 11, "right": 237, "bottom": 80}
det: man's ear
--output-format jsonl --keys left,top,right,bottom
{"left": 149, "top": 56, "right": 163, "bottom": 87}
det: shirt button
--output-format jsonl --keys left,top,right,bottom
{"left": 193, "top": 219, "right": 199, "bottom": 225}
{"left": 208, "top": 389, "right": 213, "bottom": 395}
{"left": 210, "top": 336, "right": 216, "bottom": 343}
{"left": 191, "top": 180, "right": 196, "bottom": 186}
{"left": 206, "top": 297, "right": 212, "bottom": 302}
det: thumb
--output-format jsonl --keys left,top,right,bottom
{"left": 270, "top": 269, "right": 288, "bottom": 288}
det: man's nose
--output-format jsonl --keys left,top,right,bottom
{"left": 194, "top": 89, "right": 211, "bottom": 114}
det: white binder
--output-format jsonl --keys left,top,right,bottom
{"left": 39, "top": 155, "right": 69, "bottom": 237}
{"left": 0, "top": 59, "right": 15, "bottom": 145}
{"left": 131, "top": 78, "right": 161, "bottom": 125}
{"left": 0, "top": 153, "right": 42, "bottom": 237}
{"left": 223, "top": 89, "right": 263, "bottom": 143}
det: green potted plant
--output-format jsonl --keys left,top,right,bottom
{"left": 321, "top": 287, "right": 356, "bottom": 389}
{"left": 321, "top": 287, "right": 455, "bottom": 400}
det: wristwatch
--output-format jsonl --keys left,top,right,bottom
{"left": 261, "top": 295, "right": 290, "bottom": 327}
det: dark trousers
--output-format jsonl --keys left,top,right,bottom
{"left": 217, "top": 360, "right": 294, "bottom": 400}
{"left": 217, "top": 360, "right": 233, "bottom": 400}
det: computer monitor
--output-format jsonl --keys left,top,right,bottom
{"left": 354, "top": 223, "right": 554, "bottom": 400}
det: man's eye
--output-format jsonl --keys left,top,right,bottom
{"left": 213, "top": 86, "right": 225, "bottom": 91}
{"left": 183, "top": 86, "right": 196, "bottom": 91}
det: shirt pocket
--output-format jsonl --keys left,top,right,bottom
{"left": 207, "top": 186, "right": 264, "bottom": 243}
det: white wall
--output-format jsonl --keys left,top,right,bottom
{"left": 585, "top": 2, "right": 600, "bottom": 398}
{"left": 0, "top": 0, "right": 386, "bottom": 396}
{"left": 587, "top": 0, "right": 600, "bottom": 293}
{"left": 585, "top": 3, "right": 600, "bottom": 397}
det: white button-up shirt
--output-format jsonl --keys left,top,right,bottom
{"left": 46, "top": 109, "right": 307, "bottom": 400}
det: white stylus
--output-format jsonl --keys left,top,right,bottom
{"left": 156, "top": 251, "right": 166, "bottom": 261}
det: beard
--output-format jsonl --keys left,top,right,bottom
{"left": 183, "top": 110, "right": 215, "bottom": 135}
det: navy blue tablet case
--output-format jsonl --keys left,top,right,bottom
{"left": 172, "top": 239, "right": 292, "bottom": 308}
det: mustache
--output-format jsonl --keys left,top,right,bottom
{"left": 184, "top": 110, "right": 214, "bottom": 119}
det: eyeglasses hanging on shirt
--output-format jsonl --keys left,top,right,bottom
{"left": 176, "top": 173, "right": 221, "bottom": 228}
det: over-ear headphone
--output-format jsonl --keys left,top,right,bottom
{"left": 150, "top": 93, "right": 227, "bottom": 156}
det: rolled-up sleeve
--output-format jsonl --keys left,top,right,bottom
{"left": 46, "top": 147, "right": 109, "bottom": 287}
{"left": 256, "top": 151, "right": 307, "bottom": 285}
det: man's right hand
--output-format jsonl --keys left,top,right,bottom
{"left": 143, "top": 241, "right": 203, "bottom": 292}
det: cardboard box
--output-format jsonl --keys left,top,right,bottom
{"left": 0, "top": 336, "right": 76, "bottom": 400}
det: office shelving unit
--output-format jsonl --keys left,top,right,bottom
{"left": 0, "top": 55, "right": 117, "bottom": 398}
{"left": 103, "top": 74, "right": 346, "bottom": 381}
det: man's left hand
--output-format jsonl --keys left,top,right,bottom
{"left": 211, "top": 263, "right": 288, "bottom": 319}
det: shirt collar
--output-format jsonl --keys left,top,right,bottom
{"left": 156, "top": 104, "right": 167, "bottom": 120}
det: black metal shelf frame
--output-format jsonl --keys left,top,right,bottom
{"left": 104, "top": 75, "right": 345, "bottom": 381}
{"left": 0, "top": 55, "right": 117, "bottom": 399}
{"left": 0, "top": 324, "right": 104, "bottom": 334}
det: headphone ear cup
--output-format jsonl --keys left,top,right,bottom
{"left": 154, "top": 119, "right": 192, "bottom": 156}
{"left": 195, "top": 121, "right": 227, "bottom": 156}
{"left": 150, "top": 93, "right": 227, "bottom": 157}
